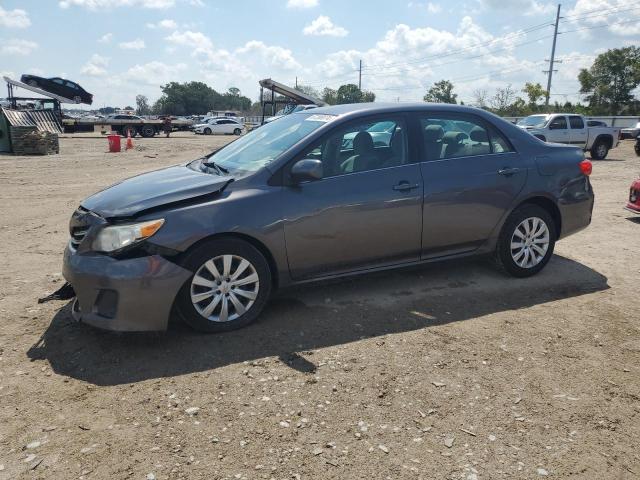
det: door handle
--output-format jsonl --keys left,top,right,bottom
{"left": 498, "top": 167, "right": 520, "bottom": 177}
{"left": 393, "top": 182, "right": 420, "bottom": 191}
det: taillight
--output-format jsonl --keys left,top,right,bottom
{"left": 579, "top": 160, "right": 592, "bottom": 176}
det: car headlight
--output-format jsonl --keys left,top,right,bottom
{"left": 92, "top": 219, "right": 165, "bottom": 252}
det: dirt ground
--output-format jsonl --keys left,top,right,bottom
{"left": 0, "top": 132, "right": 639, "bottom": 480}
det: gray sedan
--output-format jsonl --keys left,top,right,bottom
{"left": 63, "top": 103, "right": 594, "bottom": 332}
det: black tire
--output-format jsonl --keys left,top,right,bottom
{"left": 494, "top": 204, "right": 556, "bottom": 278}
{"left": 28, "top": 80, "right": 38, "bottom": 87}
{"left": 634, "top": 139, "right": 640, "bottom": 157}
{"left": 233, "top": 128, "right": 242, "bottom": 135}
{"left": 590, "top": 138, "right": 609, "bottom": 160}
{"left": 141, "top": 125, "right": 155, "bottom": 138}
{"left": 204, "top": 127, "right": 212, "bottom": 135}
{"left": 73, "top": 95, "right": 82, "bottom": 104}
{"left": 175, "top": 238, "right": 272, "bottom": 333}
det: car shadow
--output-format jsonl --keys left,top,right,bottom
{"left": 28, "top": 255, "right": 609, "bottom": 386}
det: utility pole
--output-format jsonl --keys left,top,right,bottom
{"left": 358, "top": 60, "right": 362, "bottom": 90}
{"left": 295, "top": 76, "right": 298, "bottom": 89}
{"left": 544, "top": 3, "right": 561, "bottom": 108}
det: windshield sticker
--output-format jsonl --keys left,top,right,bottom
{"left": 305, "top": 114, "right": 335, "bottom": 123}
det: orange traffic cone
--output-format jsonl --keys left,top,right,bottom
{"left": 125, "top": 130, "right": 134, "bottom": 150}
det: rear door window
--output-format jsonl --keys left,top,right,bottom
{"left": 569, "top": 116, "right": 584, "bottom": 129}
{"left": 419, "top": 116, "right": 491, "bottom": 160}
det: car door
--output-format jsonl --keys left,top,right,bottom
{"left": 49, "top": 78, "right": 66, "bottom": 97}
{"left": 281, "top": 115, "right": 424, "bottom": 280}
{"left": 417, "top": 113, "right": 527, "bottom": 258}
{"left": 209, "top": 120, "right": 224, "bottom": 134}
{"left": 568, "top": 115, "right": 587, "bottom": 146}
{"left": 547, "top": 115, "right": 570, "bottom": 144}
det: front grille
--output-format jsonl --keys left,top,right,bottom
{"left": 70, "top": 227, "right": 89, "bottom": 249}
{"left": 69, "top": 206, "right": 102, "bottom": 250}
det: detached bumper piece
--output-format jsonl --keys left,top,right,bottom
{"left": 62, "top": 246, "right": 191, "bottom": 331}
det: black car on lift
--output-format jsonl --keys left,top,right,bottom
{"left": 20, "top": 75, "right": 93, "bottom": 105}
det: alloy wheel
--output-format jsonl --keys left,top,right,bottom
{"left": 190, "top": 254, "right": 260, "bottom": 322}
{"left": 510, "top": 217, "right": 550, "bottom": 269}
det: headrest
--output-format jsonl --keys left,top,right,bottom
{"left": 391, "top": 129, "right": 403, "bottom": 153}
{"left": 424, "top": 125, "right": 444, "bottom": 142}
{"left": 442, "top": 131, "right": 467, "bottom": 144}
{"left": 469, "top": 127, "right": 489, "bottom": 142}
{"left": 353, "top": 131, "right": 374, "bottom": 153}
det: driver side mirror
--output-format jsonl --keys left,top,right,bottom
{"left": 291, "top": 159, "right": 323, "bottom": 183}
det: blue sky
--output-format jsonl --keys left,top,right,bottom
{"left": 1, "top": 0, "right": 638, "bottom": 109}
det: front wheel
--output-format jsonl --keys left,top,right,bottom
{"left": 590, "top": 139, "right": 609, "bottom": 160}
{"left": 175, "top": 239, "right": 272, "bottom": 333}
{"left": 495, "top": 205, "right": 556, "bottom": 278}
{"left": 204, "top": 127, "right": 212, "bottom": 135}
{"left": 233, "top": 128, "right": 242, "bottom": 135}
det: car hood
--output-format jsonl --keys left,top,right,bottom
{"left": 81, "top": 165, "right": 232, "bottom": 219}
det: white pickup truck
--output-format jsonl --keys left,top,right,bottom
{"left": 517, "top": 113, "right": 621, "bottom": 160}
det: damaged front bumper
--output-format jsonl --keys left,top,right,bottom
{"left": 62, "top": 245, "right": 192, "bottom": 331}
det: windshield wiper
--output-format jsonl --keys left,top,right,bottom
{"left": 202, "top": 159, "right": 229, "bottom": 175}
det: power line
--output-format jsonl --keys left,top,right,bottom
{"left": 360, "top": 22, "right": 554, "bottom": 71}
{"left": 359, "top": 34, "right": 553, "bottom": 78}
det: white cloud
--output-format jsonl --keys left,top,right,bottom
{"left": 59, "top": 0, "right": 175, "bottom": 9}
{"left": 0, "top": 39, "right": 38, "bottom": 56}
{"left": 81, "top": 54, "right": 110, "bottom": 76}
{"left": 147, "top": 18, "right": 177, "bottom": 29}
{"left": 0, "top": 6, "right": 31, "bottom": 28}
{"left": 165, "top": 30, "right": 213, "bottom": 53}
{"left": 303, "top": 15, "right": 348, "bottom": 37}
{"left": 123, "top": 61, "right": 187, "bottom": 85}
{"left": 236, "top": 41, "right": 301, "bottom": 70}
{"left": 119, "top": 38, "right": 146, "bottom": 50}
{"left": 426, "top": 2, "right": 442, "bottom": 13}
{"left": 566, "top": 0, "right": 640, "bottom": 37}
{"left": 286, "top": 0, "right": 318, "bottom": 8}
{"left": 98, "top": 32, "right": 113, "bottom": 43}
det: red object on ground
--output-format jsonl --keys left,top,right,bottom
{"left": 125, "top": 131, "right": 134, "bottom": 150}
{"left": 107, "top": 134, "right": 121, "bottom": 153}
{"left": 626, "top": 178, "right": 640, "bottom": 214}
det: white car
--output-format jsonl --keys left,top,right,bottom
{"left": 517, "top": 113, "right": 621, "bottom": 160}
{"left": 621, "top": 121, "right": 640, "bottom": 139}
{"left": 194, "top": 118, "right": 245, "bottom": 135}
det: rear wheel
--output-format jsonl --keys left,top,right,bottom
{"left": 175, "top": 239, "right": 272, "bottom": 333}
{"left": 590, "top": 139, "right": 609, "bottom": 160}
{"left": 141, "top": 125, "right": 155, "bottom": 138}
{"left": 495, "top": 205, "right": 556, "bottom": 277}
{"left": 28, "top": 80, "right": 38, "bottom": 87}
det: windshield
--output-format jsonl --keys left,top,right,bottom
{"left": 517, "top": 115, "right": 548, "bottom": 127}
{"left": 197, "top": 113, "right": 335, "bottom": 173}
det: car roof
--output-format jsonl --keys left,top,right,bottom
{"left": 307, "top": 102, "right": 470, "bottom": 115}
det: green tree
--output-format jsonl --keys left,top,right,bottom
{"left": 135, "top": 94, "right": 151, "bottom": 116}
{"left": 336, "top": 84, "right": 363, "bottom": 104}
{"left": 152, "top": 81, "right": 252, "bottom": 115}
{"left": 361, "top": 90, "right": 376, "bottom": 102}
{"left": 578, "top": 46, "right": 640, "bottom": 115}
{"left": 321, "top": 87, "right": 338, "bottom": 105}
{"left": 522, "top": 82, "right": 547, "bottom": 109}
{"left": 423, "top": 80, "right": 457, "bottom": 104}
{"left": 295, "top": 84, "right": 321, "bottom": 99}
